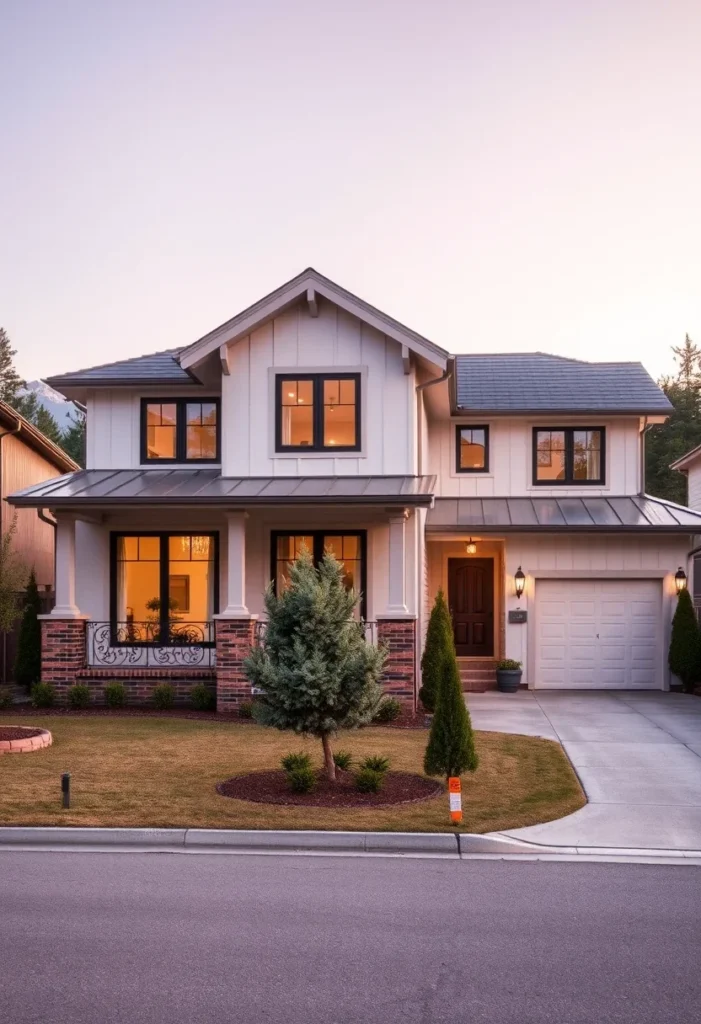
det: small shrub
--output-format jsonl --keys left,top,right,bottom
{"left": 355, "top": 767, "right": 384, "bottom": 793}
{"left": 361, "top": 755, "right": 390, "bottom": 774}
{"left": 190, "top": 684, "right": 216, "bottom": 711}
{"left": 419, "top": 589, "right": 453, "bottom": 712}
{"left": 496, "top": 659, "right": 522, "bottom": 671}
{"left": 68, "top": 683, "right": 91, "bottom": 709}
{"left": 152, "top": 683, "right": 175, "bottom": 710}
{"left": 103, "top": 682, "right": 127, "bottom": 708}
{"left": 668, "top": 588, "right": 701, "bottom": 692}
{"left": 281, "top": 751, "right": 312, "bottom": 773}
{"left": 238, "top": 700, "right": 254, "bottom": 719}
{"left": 0, "top": 686, "right": 13, "bottom": 709}
{"left": 373, "top": 698, "right": 402, "bottom": 723}
{"left": 288, "top": 765, "right": 316, "bottom": 793}
{"left": 333, "top": 750, "right": 353, "bottom": 771}
{"left": 30, "top": 682, "right": 56, "bottom": 708}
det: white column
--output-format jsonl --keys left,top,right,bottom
{"left": 386, "top": 509, "right": 409, "bottom": 615}
{"left": 52, "top": 515, "right": 81, "bottom": 617}
{"left": 220, "top": 511, "right": 250, "bottom": 617}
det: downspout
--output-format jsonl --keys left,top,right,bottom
{"left": 415, "top": 358, "right": 453, "bottom": 476}
{"left": 0, "top": 414, "right": 22, "bottom": 683}
{"left": 639, "top": 416, "right": 653, "bottom": 496}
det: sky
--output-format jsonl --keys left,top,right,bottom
{"left": 1, "top": 0, "right": 700, "bottom": 383}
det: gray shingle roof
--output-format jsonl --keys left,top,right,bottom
{"left": 454, "top": 353, "right": 672, "bottom": 414}
{"left": 427, "top": 494, "right": 701, "bottom": 532}
{"left": 46, "top": 349, "right": 198, "bottom": 388}
{"left": 7, "top": 470, "right": 436, "bottom": 508}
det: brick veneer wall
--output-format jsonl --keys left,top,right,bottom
{"left": 76, "top": 668, "right": 216, "bottom": 706}
{"left": 41, "top": 618, "right": 88, "bottom": 701}
{"left": 215, "top": 619, "right": 257, "bottom": 713}
{"left": 377, "top": 618, "right": 417, "bottom": 709}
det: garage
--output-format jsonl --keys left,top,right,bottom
{"left": 535, "top": 579, "right": 663, "bottom": 689}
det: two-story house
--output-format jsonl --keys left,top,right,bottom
{"left": 9, "top": 269, "right": 701, "bottom": 709}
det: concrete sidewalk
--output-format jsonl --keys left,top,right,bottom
{"left": 468, "top": 690, "right": 701, "bottom": 850}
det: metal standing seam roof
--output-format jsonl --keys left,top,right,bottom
{"left": 453, "top": 354, "right": 673, "bottom": 414}
{"left": 45, "top": 349, "right": 198, "bottom": 389}
{"left": 6, "top": 470, "right": 437, "bottom": 507}
{"left": 426, "top": 495, "right": 701, "bottom": 532}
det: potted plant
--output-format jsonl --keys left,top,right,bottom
{"left": 496, "top": 659, "right": 523, "bottom": 693}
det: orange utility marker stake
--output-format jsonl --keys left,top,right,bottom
{"left": 448, "top": 776, "right": 462, "bottom": 825}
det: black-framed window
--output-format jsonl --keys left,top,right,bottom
{"left": 140, "top": 398, "right": 220, "bottom": 463}
{"left": 270, "top": 531, "right": 367, "bottom": 619}
{"left": 456, "top": 425, "right": 489, "bottom": 472}
{"left": 533, "top": 427, "right": 605, "bottom": 485}
{"left": 275, "top": 374, "right": 361, "bottom": 452}
{"left": 110, "top": 532, "right": 218, "bottom": 644}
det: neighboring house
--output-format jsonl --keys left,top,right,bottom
{"left": 8, "top": 268, "right": 701, "bottom": 709}
{"left": 1, "top": 400, "right": 79, "bottom": 681}
{"left": 670, "top": 444, "right": 701, "bottom": 605}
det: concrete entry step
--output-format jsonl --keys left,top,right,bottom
{"left": 457, "top": 658, "right": 497, "bottom": 693}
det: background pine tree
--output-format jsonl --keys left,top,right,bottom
{"left": 646, "top": 335, "right": 701, "bottom": 504}
{"left": 14, "top": 568, "right": 42, "bottom": 689}
{"left": 0, "top": 327, "right": 25, "bottom": 403}
{"left": 423, "top": 611, "right": 478, "bottom": 780}
{"left": 245, "top": 547, "right": 386, "bottom": 780}
{"left": 419, "top": 589, "right": 453, "bottom": 712}
{"left": 668, "top": 588, "right": 701, "bottom": 693}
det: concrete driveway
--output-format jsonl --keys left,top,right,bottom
{"left": 467, "top": 690, "right": 701, "bottom": 850}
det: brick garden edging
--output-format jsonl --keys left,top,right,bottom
{"left": 0, "top": 727, "right": 53, "bottom": 755}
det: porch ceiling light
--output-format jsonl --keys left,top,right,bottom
{"left": 675, "top": 567, "right": 687, "bottom": 594}
{"left": 465, "top": 538, "right": 477, "bottom": 555}
{"left": 514, "top": 566, "right": 526, "bottom": 599}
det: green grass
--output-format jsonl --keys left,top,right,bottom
{"left": 0, "top": 716, "right": 585, "bottom": 833}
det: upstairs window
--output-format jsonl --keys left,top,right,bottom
{"left": 533, "top": 427, "right": 605, "bottom": 485}
{"left": 456, "top": 426, "right": 489, "bottom": 472}
{"left": 141, "top": 399, "right": 220, "bottom": 463}
{"left": 275, "top": 374, "right": 360, "bottom": 452}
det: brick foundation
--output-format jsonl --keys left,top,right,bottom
{"left": 215, "top": 619, "right": 257, "bottom": 713}
{"left": 76, "top": 668, "right": 216, "bottom": 706}
{"left": 41, "top": 618, "right": 88, "bottom": 701}
{"left": 377, "top": 618, "right": 417, "bottom": 709}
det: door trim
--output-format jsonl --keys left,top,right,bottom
{"left": 447, "top": 556, "right": 495, "bottom": 657}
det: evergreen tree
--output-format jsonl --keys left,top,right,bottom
{"left": 245, "top": 547, "right": 386, "bottom": 780}
{"left": 668, "top": 587, "right": 700, "bottom": 693}
{"left": 61, "top": 410, "right": 86, "bottom": 467}
{"left": 424, "top": 614, "right": 478, "bottom": 780}
{"left": 0, "top": 518, "right": 28, "bottom": 635}
{"left": 646, "top": 336, "right": 701, "bottom": 504}
{"left": 0, "top": 327, "right": 25, "bottom": 404}
{"left": 14, "top": 569, "right": 42, "bottom": 688}
{"left": 33, "top": 405, "right": 63, "bottom": 445}
{"left": 419, "top": 589, "right": 453, "bottom": 712}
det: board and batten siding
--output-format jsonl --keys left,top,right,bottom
{"left": 502, "top": 533, "right": 687, "bottom": 687}
{"left": 1, "top": 432, "right": 61, "bottom": 587}
{"left": 685, "top": 463, "right": 701, "bottom": 511}
{"left": 221, "top": 303, "right": 417, "bottom": 477}
{"left": 428, "top": 417, "right": 642, "bottom": 497}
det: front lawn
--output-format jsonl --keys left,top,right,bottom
{"left": 0, "top": 716, "right": 585, "bottom": 833}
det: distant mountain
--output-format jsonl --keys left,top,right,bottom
{"left": 18, "top": 380, "right": 83, "bottom": 428}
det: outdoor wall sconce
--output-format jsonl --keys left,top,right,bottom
{"left": 465, "top": 538, "right": 477, "bottom": 555}
{"left": 514, "top": 566, "right": 526, "bottom": 599}
{"left": 675, "top": 567, "right": 687, "bottom": 594}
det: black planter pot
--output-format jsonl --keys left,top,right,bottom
{"left": 496, "top": 669, "right": 522, "bottom": 693}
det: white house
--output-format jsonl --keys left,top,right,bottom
{"left": 10, "top": 268, "right": 701, "bottom": 709}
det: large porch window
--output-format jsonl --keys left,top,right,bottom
{"left": 271, "top": 531, "right": 366, "bottom": 619}
{"left": 110, "top": 533, "right": 218, "bottom": 644}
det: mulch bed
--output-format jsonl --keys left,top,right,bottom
{"left": 217, "top": 769, "right": 443, "bottom": 808}
{"left": 0, "top": 727, "right": 44, "bottom": 741}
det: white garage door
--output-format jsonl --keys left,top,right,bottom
{"left": 536, "top": 579, "right": 663, "bottom": 689}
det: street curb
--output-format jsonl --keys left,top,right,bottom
{"left": 0, "top": 826, "right": 699, "bottom": 860}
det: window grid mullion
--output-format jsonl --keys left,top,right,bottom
{"left": 160, "top": 534, "right": 169, "bottom": 642}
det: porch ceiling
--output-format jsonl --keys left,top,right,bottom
{"left": 7, "top": 469, "right": 436, "bottom": 508}
{"left": 426, "top": 495, "right": 701, "bottom": 533}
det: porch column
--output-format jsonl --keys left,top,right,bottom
{"left": 52, "top": 514, "right": 81, "bottom": 617}
{"left": 221, "top": 511, "right": 249, "bottom": 617}
{"left": 386, "top": 509, "right": 409, "bottom": 615}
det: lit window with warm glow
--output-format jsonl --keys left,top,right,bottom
{"left": 276, "top": 374, "right": 360, "bottom": 451}
{"left": 141, "top": 399, "right": 219, "bottom": 463}
{"left": 456, "top": 426, "right": 489, "bottom": 472}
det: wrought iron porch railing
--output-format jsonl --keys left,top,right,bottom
{"left": 87, "top": 621, "right": 216, "bottom": 669}
{"left": 253, "top": 620, "right": 378, "bottom": 644}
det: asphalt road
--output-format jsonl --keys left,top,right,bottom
{"left": 2, "top": 852, "right": 700, "bottom": 1024}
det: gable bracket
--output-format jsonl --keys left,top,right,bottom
{"left": 401, "top": 344, "right": 411, "bottom": 375}
{"left": 307, "top": 287, "right": 319, "bottom": 318}
{"left": 219, "top": 344, "right": 231, "bottom": 376}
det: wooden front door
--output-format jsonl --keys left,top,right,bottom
{"left": 448, "top": 558, "right": 494, "bottom": 657}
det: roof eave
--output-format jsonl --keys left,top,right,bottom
{"left": 425, "top": 524, "right": 699, "bottom": 534}
{"left": 8, "top": 493, "right": 435, "bottom": 510}
{"left": 452, "top": 406, "right": 672, "bottom": 417}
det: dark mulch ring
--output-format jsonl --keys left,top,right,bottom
{"left": 0, "top": 727, "right": 44, "bottom": 741}
{"left": 217, "top": 769, "right": 444, "bottom": 808}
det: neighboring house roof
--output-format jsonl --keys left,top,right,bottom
{"left": 45, "top": 348, "right": 198, "bottom": 389}
{"left": 7, "top": 470, "right": 436, "bottom": 508}
{"left": 426, "top": 494, "right": 701, "bottom": 532}
{"left": 0, "top": 401, "right": 79, "bottom": 473}
{"left": 453, "top": 353, "right": 672, "bottom": 415}
{"left": 670, "top": 443, "right": 701, "bottom": 473}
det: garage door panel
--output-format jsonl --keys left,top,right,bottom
{"left": 535, "top": 579, "right": 662, "bottom": 689}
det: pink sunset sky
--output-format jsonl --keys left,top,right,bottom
{"left": 2, "top": 0, "right": 700, "bottom": 382}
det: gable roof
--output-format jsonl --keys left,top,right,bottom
{"left": 454, "top": 353, "right": 672, "bottom": 415}
{"left": 0, "top": 401, "right": 80, "bottom": 473}
{"left": 178, "top": 267, "right": 450, "bottom": 370}
{"left": 46, "top": 348, "right": 198, "bottom": 390}
{"left": 670, "top": 443, "right": 701, "bottom": 473}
